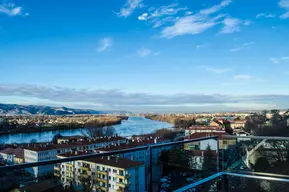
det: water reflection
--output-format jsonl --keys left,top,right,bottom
{"left": 0, "top": 117, "right": 173, "bottom": 144}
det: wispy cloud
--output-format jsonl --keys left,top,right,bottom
{"left": 199, "top": 0, "right": 231, "bottom": 15}
{"left": 270, "top": 57, "right": 279, "bottom": 64}
{"left": 138, "top": 3, "right": 187, "bottom": 28}
{"left": 137, "top": 48, "right": 152, "bottom": 57}
{"left": 220, "top": 17, "right": 250, "bottom": 34}
{"left": 161, "top": 14, "right": 224, "bottom": 38}
{"left": 205, "top": 67, "right": 232, "bottom": 74}
{"left": 0, "top": 3, "right": 28, "bottom": 16}
{"left": 96, "top": 37, "right": 112, "bottom": 52}
{"left": 118, "top": 0, "right": 143, "bottom": 17}
{"left": 256, "top": 13, "right": 276, "bottom": 19}
{"left": 269, "top": 56, "right": 289, "bottom": 63}
{"left": 230, "top": 41, "right": 254, "bottom": 52}
{"left": 279, "top": 0, "right": 289, "bottom": 19}
{"left": 160, "top": 0, "right": 251, "bottom": 38}
{"left": 234, "top": 74, "right": 253, "bottom": 80}
{"left": 196, "top": 43, "right": 208, "bottom": 49}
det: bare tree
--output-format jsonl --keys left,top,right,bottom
{"left": 84, "top": 126, "right": 116, "bottom": 139}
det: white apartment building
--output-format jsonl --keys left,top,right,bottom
{"left": 55, "top": 151, "right": 145, "bottom": 192}
{"left": 24, "top": 136, "right": 127, "bottom": 178}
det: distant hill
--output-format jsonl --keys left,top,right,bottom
{"left": 0, "top": 103, "right": 129, "bottom": 115}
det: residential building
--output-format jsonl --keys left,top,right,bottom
{"left": 24, "top": 136, "right": 126, "bottom": 177}
{"left": 57, "top": 135, "right": 88, "bottom": 144}
{"left": 184, "top": 132, "right": 236, "bottom": 150}
{"left": 185, "top": 126, "right": 224, "bottom": 136}
{"left": 230, "top": 120, "right": 246, "bottom": 129}
{"left": 55, "top": 151, "right": 146, "bottom": 192}
{"left": 0, "top": 148, "right": 24, "bottom": 165}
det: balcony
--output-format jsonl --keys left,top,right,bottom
{"left": 1, "top": 136, "right": 289, "bottom": 192}
{"left": 96, "top": 177, "right": 107, "bottom": 183}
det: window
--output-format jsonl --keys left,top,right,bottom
{"left": 119, "top": 170, "right": 124, "bottom": 176}
{"left": 113, "top": 169, "right": 117, "bottom": 173}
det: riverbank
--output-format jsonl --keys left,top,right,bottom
{"left": 145, "top": 114, "right": 197, "bottom": 128}
{"left": 0, "top": 117, "right": 174, "bottom": 144}
{"left": 0, "top": 116, "right": 128, "bottom": 136}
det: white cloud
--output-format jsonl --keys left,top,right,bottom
{"left": 256, "top": 13, "right": 276, "bottom": 19}
{"left": 138, "top": 3, "right": 187, "bottom": 27}
{"left": 205, "top": 67, "right": 232, "bottom": 74}
{"left": 281, "top": 56, "right": 289, "bottom": 60}
{"left": 230, "top": 47, "right": 243, "bottom": 52}
{"left": 0, "top": 3, "right": 28, "bottom": 16}
{"left": 269, "top": 56, "right": 289, "bottom": 63}
{"left": 234, "top": 74, "right": 253, "bottom": 80}
{"left": 230, "top": 42, "right": 254, "bottom": 52}
{"left": 279, "top": 0, "right": 289, "bottom": 19}
{"left": 220, "top": 17, "right": 242, "bottom": 34}
{"left": 137, "top": 48, "right": 152, "bottom": 57}
{"left": 270, "top": 57, "right": 279, "bottom": 64}
{"left": 161, "top": 14, "right": 222, "bottom": 38}
{"left": 96, "top": 37, "right": 112, "bottom": 52}
{"left": 199, "top": 0, "right": 232, "bottom": 15}
{"left": 160, "top": 0, "right": 245, "bottom": 38}
{"left": 196, "top": 43, "right": 208, "bottom": 49}
{"left": 138, "top": 13, "right": 148, "bottom": 20}
{"left": 119, "top": 0, "right": 143, "bottom": 17}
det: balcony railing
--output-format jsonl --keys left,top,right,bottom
{"left": 2, "top": 135, "right": 289, "bottom": 192}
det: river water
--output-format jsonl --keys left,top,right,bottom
{"left": 0, "top": 117, "right": 173, "bottom": 144}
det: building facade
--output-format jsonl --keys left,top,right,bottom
{"left": 55, "top": 152, "right": 145, "bottom": 192}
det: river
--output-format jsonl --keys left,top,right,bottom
{"left": 0, "top": 117, "right": 173, "bottom": 144}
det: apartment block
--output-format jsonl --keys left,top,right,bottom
{"left": 55, "top": 151, "right": 145, "bottom": 192}
{"left": 24, "top": 136, "right": 126, "bottom": 177}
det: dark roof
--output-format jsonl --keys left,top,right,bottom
{"left": 185, "top": 132, "right": 234, "bottom": 140}
{"left": 187, "top": 126, "right": 223, "bottom": 130}
{"left": 58, "top": 135, "right": 87, "bottom": 140}
{"left": 97, "top": 138, "right": 170, "bottom": 151}
{"left": 24, "top": 136, "right": 126, "bottom": 152}
{"left": 0, "top": 148, "right": 24, "bottom": 159}
{"left": 86, "top": 156, "right": 145, "bottom": 169}
{"left": 57, "top": 152, "right": 145, "bottom": 169}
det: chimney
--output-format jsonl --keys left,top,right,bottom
{"left": 107, "top": 156, "right": 110, "bottom": 160}
{"left": 154, "top": 138, "right": 157, "bottom": 144}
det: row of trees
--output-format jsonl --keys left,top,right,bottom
{"left": 244, "top": 109, "right": 289, "bottom": 136}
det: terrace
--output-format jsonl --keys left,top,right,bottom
{"left": 1, "top": 135, "right": 289, "bottom": 192}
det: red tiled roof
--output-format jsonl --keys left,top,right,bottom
{"left": 24, "top": 136, "right": 126, "bottom": 152}
{"left": 0, "top": 148, "right": 24, "bottom": 159}
{"left": 185, "top": 132, "right": 233, "bottom": 140}
{"left": 187, "top": 126, "right": 223, "bottom": 130}
{"left": 97, "top": 138, "right": 170, "bottom": 152}
{"left": 57, "top": 152, "right": 144, "bottom": 169}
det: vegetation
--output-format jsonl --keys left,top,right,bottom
{"left": 0, "top": 115, "right": 128, "bottom": 135}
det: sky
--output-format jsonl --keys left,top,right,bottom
{"left": 0, "top": 0, "right": 289, "bottom": 112}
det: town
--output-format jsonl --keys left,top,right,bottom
{"left": 1, "top": 110, "right": 289, "bottom": 191}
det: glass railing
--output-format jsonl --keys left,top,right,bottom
{"left": 150, "top": 137, "right": 219, "bottom": 192}
{"left": 0, "top": 136, "right": 216, "bottom": 192}
{"left": 174, "top": 172, "right": 289, "bottom": 192}
{"left": 221, "top": 135, "right": 289, "bottom": 177}
{"left": 3, "top": 135, "right": 289, "bottom": 192}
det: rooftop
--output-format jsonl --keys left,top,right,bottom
{"left": 97, "top": 138, "right": 170, "bottom": 151}
{"left": 57, "top": 151, "right": 145, "bottom": 169}
{"left": 185, "top": 132, "right": 233, "bottom": 140}
{"left": 0, "top": 148, "right": 24, "bottom": 159}
{"left": 187, "top": 126, "right": 224, "bottom": 131}
{"left": 24, "top": 136, "right": 126, "bottom": 152}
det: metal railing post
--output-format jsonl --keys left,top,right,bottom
{"left": 148, "top": 144, "right": 153, "bottom": 192}
{"left": 216, "top": 136, "right": 220, "bottom": 173}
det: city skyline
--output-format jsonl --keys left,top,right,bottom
{"left": 1, "top": 0, "right": 289, "bottom": 112}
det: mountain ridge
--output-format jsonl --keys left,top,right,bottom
{"left": 0, "top": 103, "right": 128, "bottom": 115}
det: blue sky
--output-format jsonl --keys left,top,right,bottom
{"left": 0, "top": 0, "right": 289, "bottom": 112}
